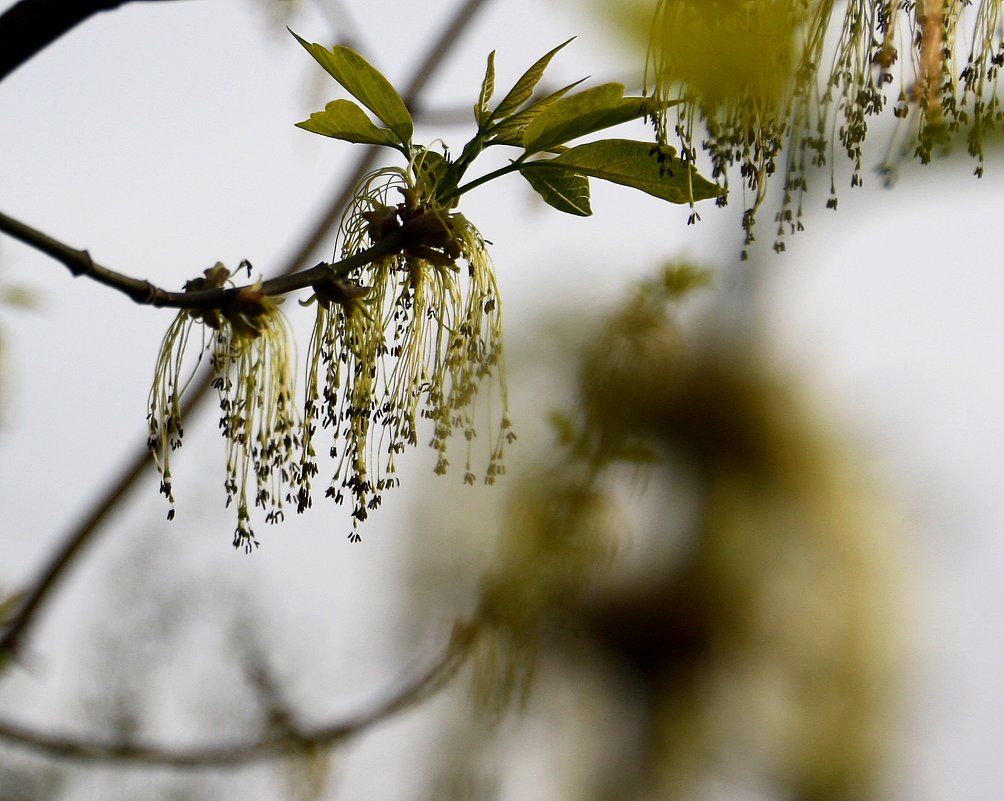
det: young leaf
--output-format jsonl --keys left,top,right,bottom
{"left": 296, "top": 99, "right": 399, "bottom": 146}
{"left": 290, "top": 30, "right": 413, "bottom": 147}
{"left": 520, "top": 163, "right": 592, "bottom": 216}
{"left": 475, "top": 51, "right": 497, "bottom": 127}
{"left": 414, "top": 149, "right": 449, "bottom": 185}
{"left": 490, "top": 77, "right": 587, "bottom": 148}
{"left": 547, "top": 139, "right": 723, "bottom": 204}
{"left": 490, "top": 37, "right": 575, "bottom": 122}
{"left": 523, "top": 84, "right": 677, "bottom": 154}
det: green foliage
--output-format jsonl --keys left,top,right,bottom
{"left": 519, "top": 164, "right": 592, "bottom": 216}
{"left": 290, "top": 30, "right": 414, "bottom": 150}
{"left": 296, "top": 99, "right": 399, "bottom": 147}
{"left": 293, "top": 32, "right": 723, "bottom": 214}
{"left": 448, "top": 262, "right": 895, "bottom": 801}
{"left": 540, "top": 138, "right": 721, "bottom": 205}
{"left": 487, "top": 38, "right": 574, "bottom": 123}
{"left": 520, "top": 82, "right": 667, "bottom": 154}
{"left": 474, "top": 50, "right": 496, "bottom": 127}
{"left": 487, "top": 78, "right": 586, "bottom": 148}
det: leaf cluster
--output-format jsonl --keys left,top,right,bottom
{"left": 292, "top": 32, "right": 723, "bottom": 215}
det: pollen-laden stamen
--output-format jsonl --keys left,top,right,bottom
{"left": 147, "top": 310, "right": 199, "bottom": 522}
{"left": 642, "top": 0, "right": 1003, "bottom": 250}
{"left": 148, "top": 264, "right": 301, "bottom": 551}
{"left": 212, "top": 298, "right": 301, "bottom": 552}
{"left": 300, "top": 164, "right": 513, "bottom": 540}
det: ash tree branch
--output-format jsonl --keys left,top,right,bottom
{"left": 0, "top": 0, "right": 189, "bottom": 85}
{"left": 0, "top": 624, "right": 474, "bottom": 767}
{"left": 0, "top": 208, "right": 406, "bottom": 309}
{"left": 0, "top": 0, "right": 494, "bottom": 666}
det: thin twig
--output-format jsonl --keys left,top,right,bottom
{"left": 0, "top": 208, "right": 407, "bottom": 309}
{"left": 0, "top": 0, "right": 493, "bottom": 662}
{"left": 0, "top": 624, "right": 475, "bottom": 767}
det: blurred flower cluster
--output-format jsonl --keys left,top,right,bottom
{"left": 405, "top": 263, "right": 899, "bottom": 801}
{"left": 617, "top": 0, "right": 1004, "bottom": 254}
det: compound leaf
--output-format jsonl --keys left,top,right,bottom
{"left": 291, "top": 30, "right": 413, "bottom": 147}
{"left": 520, "top": 163, "right": 592, "bottom": 216}
{"left": 491, "top": 38, "right": 575, "bottom": 122}
{"left": 523, "top": 84, "right": 676, "bottom": 154}
{"left": 490, "top": 77, "right": 586, "bottom": 148}
{"left": 549, "top": 139, "right": 723, "bottom": 204}
{"left": 296, "top": 99, "right": 399, "bottom": 146}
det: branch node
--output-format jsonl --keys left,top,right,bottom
{"left": 70, "top": 248, "right": 95, "bottom": 277}
{"left": 143, "top": 283, "right": 171, "bottom": 306}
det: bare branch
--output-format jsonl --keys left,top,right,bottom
{"left": 0, "top": 0, "right": 190, "bottom": 85}
{"left": 0, "top": 208, "right": 406, "bottom": 309}
{"left": 0, "top": 624, "right": 474, "bottom": 767}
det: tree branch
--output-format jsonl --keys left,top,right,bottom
{"left": 0, "top": 0, "right": 189, "bottom": 85}
{"left": 0, "top": 623, "right": 474, "bottom": 766}
{"left": 0, "top": 0, "right": 493, "bottom": 665}
{"left": 0, "top": 208, "right": 406, "bottom": 309}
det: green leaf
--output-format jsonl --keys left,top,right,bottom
{"left": 490, "top": 78, "right": 586, "bottom": 148}
{"left": 296, "top": 99, "right": 399, "bottom": 146}
{"left": 549, "top": 139, "right": 723, "bottom": 204}
{"left": 523, "top": 84, "right": 675, "bottom": 154}
{"left": 290, "top": 29, "right": 413, "bottom": 147}
{"left": 415, "top": 148, "right": 450, "bottom": 190}
{"left": 520, "top": 163, "right": 592, "bottom": 216}
{"left": 522, "top": 83, "right": 623, "bottom": 152}
{"left": 475, "top": 51, "right": 496, "bottom": 127}
{"left": 491, "top": 38, "right": 575, "bottom": 122}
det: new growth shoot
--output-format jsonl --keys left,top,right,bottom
{"left": 146, "top": 32, "right": 721, "bottom": 547}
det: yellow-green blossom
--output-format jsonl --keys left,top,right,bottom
{"left": 300, "top": 162, "right": 512, "bottom": 540}
{"left": 212, "top": 295, "right": 300, "bottom": 551}
{"left": 148, "top": 264, "right": 301, "bottom": 551}
{"left": 640, "top": 0, "right": 1004, "bottom": 253}
{"left": 147, "top": 310, "right": 196, "bottom": 519}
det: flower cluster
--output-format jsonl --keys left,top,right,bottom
{"left": 148, "top": 161, "right": 513, "bottom": 547}
{"left": 148, "top": 263, "right": 301, "bottom": 551}
{"left": 643, "top": 0, "right": 1004, "bottom": 254}
{"left": 298, "top": 164, "right": 513, "bottom": 540}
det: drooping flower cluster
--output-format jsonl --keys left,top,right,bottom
{"left": 466, "top": 264, "right": 708, "bottom": 716}
{"left": 297, "top": 163, "right": 513, "bottom": 540}
{"left": 148, "top": 163, "right": 513, "bottom": 547}
{"left": 148, "top": 263, "right": 300, "bottom": 551}
{"left": 643, "top": 0, "right": 1004, "bottom": 254}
